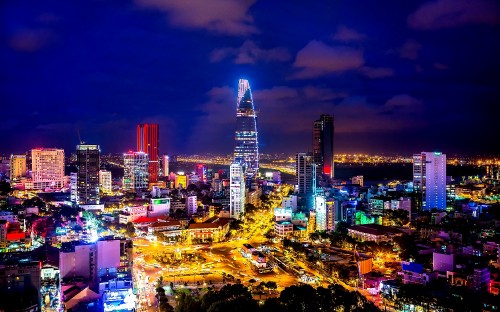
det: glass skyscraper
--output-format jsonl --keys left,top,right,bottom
{"left": 123, "top": 151, "right": 149, "bottom": 192}
{"left": 413, "top": 151, "right": 447, "bottom": 210}
{"left": 77, "top": 144, "right": 100, "bottom": 205}
{"left": 234, "top": 79, "right": 259, "bottom": 180}
{"left": 313, "top": 114, "right": 334, "bottom": 178}
{"left": 137, "top": 123, "right": 159, "bottom": 183}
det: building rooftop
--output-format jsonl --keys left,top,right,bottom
{"left": 349, "top": 224, "right": 403, "bottom": 236}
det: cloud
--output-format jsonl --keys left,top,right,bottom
{"left": 400, "top": 39, "right": 422, "bottom": 60}
{"left": 291, "top": 40, "right": 364, "bottom": 79}
{"left": 8, "top": 29, "right": 55, "bottom": 52}
{"left": 383, "top": 94, "right": 424, "bottom": 114}
{"left": 433, "top": 63, "right": 448, "bottom": 70}
{"left": 187, "top": 86, "right": 236, "bottom": 152}
{"left": 332, "top": 25, "right": 366, "bottom": 42}
{"left": 334, "top": 94, "right": 425, "bottom": 133}
{"left": 210, "top": 40, "right": 291, "bottom": 64}
{"left": 186, "top": 84, "right": 348, "bottom": 152}
{"left": 408, "top": 0, "right": 500, "bottom": 30}
{"left": 135, "top": 0, "right": 257, "bottom": 35}
{"left": 359, "top": 67, "right": 394, "bottom": 78}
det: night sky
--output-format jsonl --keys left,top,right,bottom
{"left": 1, "top": 0, "right": 499, "bottom": 156}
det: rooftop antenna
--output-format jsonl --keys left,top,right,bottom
{"left": 77, "top": 128, "right": 84, "bottom": 144}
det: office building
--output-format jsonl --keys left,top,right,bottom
{"left": 351, "top": 175, "right": 364, "bottom": 187}
{"left": 162, "top": 155, "right": 169, "bottom": 177}
{"left": 234, "top": 79, "right": 259, "bottom": 180}
{"left": 149, "top": 198, "right": 170, "bottom": 217}
{"left": 123, "top": 152, "right": 149, "bottom": 192}
{"left": 0, "top": 261, "right": 41, "bottom": 311}
{"left": 313, "top": 114, "right": 334, "bottom": 178}
{"left": 195, "top": 164, "right": 207, "bottom": 182}
{"left": 230, "top": 163, "right": 245, "bottom": 219}
{"left": 31, "top": 148, "right": 65, "bottom": 190}
{"left": 296, "top": 152, "right": 316, "bottom": 194}
{"left": 99, "top": 170, "right": 112, "bottom": 194}
{"left": 137, "top": 124, "right": 159, "bottom": 183}
{"left": 186, "top": 195, "right": 197, "bottom": 216}
{"left": 70, "top": 172, "right": 78, "bottom": 203}
{"left": 413, "top": 152, "right": 446, "bottom": 210}
{"left": 175, "top": 174, "right": 188, "bottom": 189}
{"left": 9, "top": 154, "right": 26, "bottom": 181}
{"left": 77, "top": 144, "right": 100, "bottom": 205}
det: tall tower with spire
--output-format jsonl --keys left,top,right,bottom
{"left": 234, "top": 79, "right": 259, "bottom": 180}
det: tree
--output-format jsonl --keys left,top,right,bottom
{"left": 126, "top": 222, "right": 135, "bottom": 237}
{"left": 260, "top": 297, "right": 286, "bottom": 312}
{"left": 0, "top": 181, "right": 13, "bottom": 195}
{"left": 175, "top": 293, "right": 201, "bottom": 312}
{"left": 245, "top": 203, "right": 257, "bottom": 214}
{"left": 201, "top": 284, "right": 256, "bottom": 312}
{"left": 309, "top": 232, "right": 320, "bottom": 241}
{"left": 393, "top": 234, "right": 419, "bottom": 261}
{"left": 335, "top": 221, "right": 349, "bottom": 236}
{"left": 157, "top": 276, "right": 164, "bottom": 288}
{"left": 248, "top": 279, "right": 256, "bottom": 290}
{"left": 279, "top": 284, "right": 318, "bottom": 312}
{"left": 265, "top": 281, "right": 277, "bottom": 293}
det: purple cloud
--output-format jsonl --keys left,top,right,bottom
{"left": 433, "top": 63, "right": 448, "bottom": 70}
{"left": 135, "top": 0, "right": 257, "bottom": 35}
{"left": 359, "top": 67, "right": 394, "bottom": 78}
{"left": 332, "top": 25, "right": 366, "bottom": 42}
{"left": 335, "top": 94, "right": 425, "bottom": 134}
{"left": 210, "top": 40, "right": 291, "bottom": 64}
{"left": 8, "top": 29, "right": 55, "bottom": 52}
{"left": 408, "top": 0, "right": 500, "bottom": 30}
{"left": 292, "top": 40, "right": 364, "bottom": 79}
{"left": 400, "top": 39, "right": 422, "bottom": 60}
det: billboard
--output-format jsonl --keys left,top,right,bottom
{"left": 401, "top": 261, "right": 423, "bottom": 274}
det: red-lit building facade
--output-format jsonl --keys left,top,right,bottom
{"left": 313, "top": 114, "right": 334, "bottom": 178}
{"left": 137, "top": 124, "right": 159, "bottom": 183}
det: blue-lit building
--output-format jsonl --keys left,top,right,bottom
{"left": 413, "top": 152, "right": 447, "bottom": 210}
{"left": 234, "top": 79, "right": 259, "bottom": 181}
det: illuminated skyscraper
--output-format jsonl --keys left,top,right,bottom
{"left": 123, "top": 152, "right": 149, "bottom": 192}
{"left": 296, "top": 152, "right": 316, "bottom": 195}
{"left": 161, "top": 155, "right": 169, "bottom": 177}
{"left": 31, "top": 148, "right": 65, "bottom": 190}
{"left": 99, "top": 170, "right": 112, "bottom": 194}
{"left": 230, "top": 163, "right": 245, "bottom": 219}
{"left": 413, "top": 152, "right": 446, "bottom": 210}
{"left": 137, "top": 124, "right": 159, "bottom": 183}
{"left": 234, "top": 79, "right": 259, "bottom": 180}
{"left": 313, "top": 114, "right": 335, "bottom": 178}
{"left": 9, "top": 154, "right": 26, "bottom": 181}
{"left": 77, "top": 144, "right": 100, "bottom": 205}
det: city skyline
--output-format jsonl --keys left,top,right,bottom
{"left": 1, "top": 1, "right": 500, "bottom": 156}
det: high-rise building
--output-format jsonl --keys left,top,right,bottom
{"left": 186, "top": 195, "right": 197, "bottom": 216}
{"left": 296, "top": 152, "right": 316, "bottom": 195}
{"left": 70, "top": 172, "right": 78, "bottom": 203}
{"left": 315, "top": 195, "right": 327, "bottom": 231}
{"left": 99, "top": 170, "right": 112, "bottom": 194}
{"left": 162, "top": 155, "right": 169, "bottom": 177}
{"left": 137, "top": 124, "right": 159, "bottom": 183}
{"left": 234, "top": 79, "right": 259, "bottom": 180}
{"left": 123, "top": 152, "right": 149, "bottom": 192}
{"left": 9, "top": 154, "right": 26, "bottom": 181}
{"left": 195, "top": 164, "right": 207, "bottom": 182}
{"left": 77, "top": 144, "right": 100, "bottom": 205}
{"left": 31, "top": 148, "right": 65, "bottom": 190}
{"left": 0, "top": 261, "right": 41, "bottom": 311}
{"left": 313, "top": 114, "right": 335, "bottom": 178}
{"left": 230, "top": 163, "right": 245, "bottom": 219}
{"left": 413, "top": 152, "right": 446, "bottom": 210}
